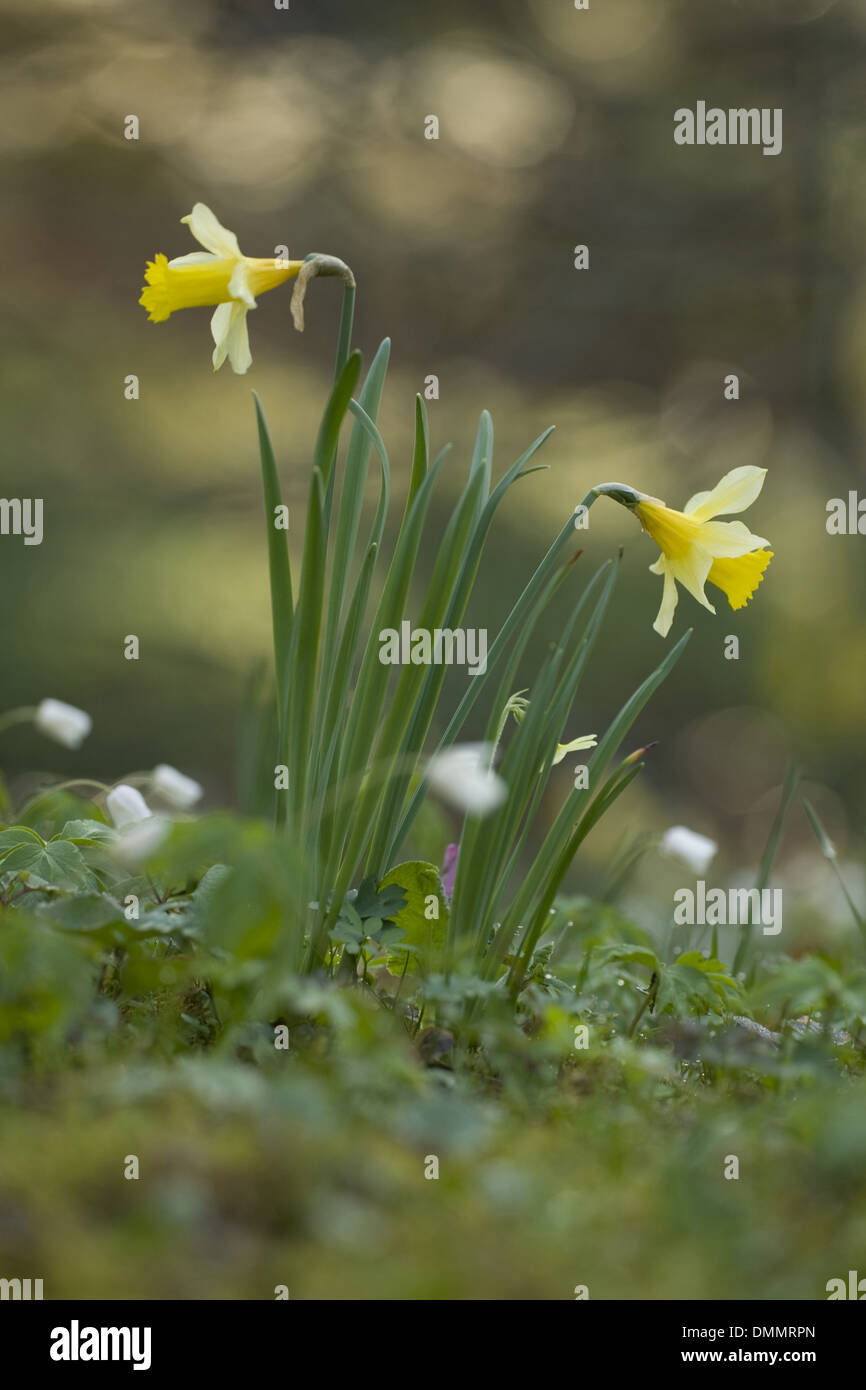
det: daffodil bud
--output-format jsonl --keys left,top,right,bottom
{"left": 622, "top": 741, "right": 657, "bottom": 767}
{"left": 34, "top": 698, "right": 92, "bottom": 749}
{"left": 427, "top": 744, "right": 507, "bottom": 817}
{"left": 152, "top": 763, "right": 203, "bottom": 809}
{"left": 106, "top": 784, "right": 153, "bottom": 828}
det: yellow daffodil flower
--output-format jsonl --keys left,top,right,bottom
{"left": 596, "top": 466, "right": 773, "bottom": 637}
{"left": 139, "top": 203, "right": 304, "bottom": 374}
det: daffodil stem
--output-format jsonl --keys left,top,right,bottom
{"left": 292, "top": 254, "right": 356, "bottom": 338}
{"left": 488, "top": 703, "right": 512, "bottom": 770}
{"left": 334, "top": 284, "right": 356, "bottom": 385}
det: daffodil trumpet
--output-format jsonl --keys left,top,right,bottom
{"left": 140, "top": 202, "right": 306, "bottom": 374}
{"left": 595, "top": 466, "right": 773, "bottom": 637}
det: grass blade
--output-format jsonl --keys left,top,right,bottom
{"left": 732, "top": 762, "right": 800, "bottom": 975}
{"left": 252, "top": 393, "right": 293, "bottom": 768}
{"left": 500, "top": 628, "right": 692, "bottom": 944}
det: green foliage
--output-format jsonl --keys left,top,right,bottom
{"left": 245, "top": 311, "right": 693, "bottom": 992}
{"left": 0, "top": 915, "right": 94, "bottom": 1048}
{"left": 378, "top": 860, "right": 447, "bottom": 972}
{"left": 2, "top": 276, "right": 864, "bottom": 1301}
{"left": 756, "top": 956, "right": 866, "bottom": 1032}
{"left": 328, "top": 876, "right": 407, "bottom": 958}
{"left": 655, "top": 953, "right": 742, "bottom": 1019}
{"left": 0, "top": 347, "right": 859, "bottom": 1064}
{"left": 1, "top": 832, "right": 97, "bottom": 890}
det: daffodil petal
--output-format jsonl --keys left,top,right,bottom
{"left": 648, "top": 555, "right": 665, "bottom": 575}
{"left": 668, "top": 547, "right": 715, "bottom": 613}
{"left": 224, "top": 304, "right": 253, "bottom": 374}
{"left": 181, "top": 203, "right": 242, "bottom": 260}
{"left": 653, "top": 560, "right": 680, "bottom": 638}
{"left": 210, "top": 301, "right": 253, "bottom": 375}
{"left": 684, "top": 466, "right": 767, "bottom": 522}
{"left": 228, "top": 261, "right": 256, "bottom": 310}
{"left": 167, "top": 252, "right": 218, "bottom": 268}
{"left": 695, "top": 519, "right": 770, "bottom": 556}
{"left": 210, "top": 302, "right": 234, "bottom": 370}
{"left": 211, "top": 301, "right": 253, "bottom": 374}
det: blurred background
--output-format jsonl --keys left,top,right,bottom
{"left": 1, "top": 0, "right": 865, "bottom": 919}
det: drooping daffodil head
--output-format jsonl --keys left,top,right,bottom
{"left": 139, "top": 203, "right": 305, "bottom": 374}
{"left": 596, "top": 466, "right": 773, "bottom": 637}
